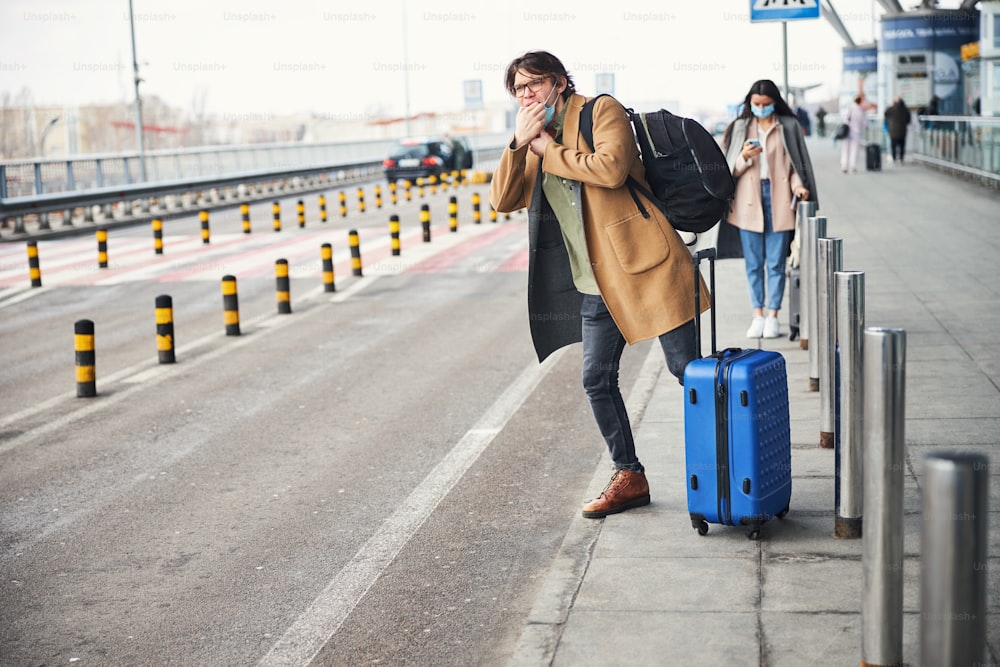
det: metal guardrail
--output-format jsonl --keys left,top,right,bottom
{"left": 0, "top": 140, "right": 396, "bottom": 199}
{"left": 910, "top": 115, "right": 1000, "bottom": 186}
{"left": 0, "top": 133, "right": 511, "bottom": 239}
{"left": 753, "top": 112, "right": 997, "bottom": 188}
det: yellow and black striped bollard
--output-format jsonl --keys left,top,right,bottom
{"left": 155, "top": 294, "right": 176, "bottom": 364}
{"left": 374, "top": 184, "right": 382, "bottom": 209}
{"left": 389, "top": 215, "right": 401, "bottom": 256}
{"left": 339, "top": 191, "right": 347, "bottom": 217}
{"left": 449, "top": 196, "right": 458, "bottom": 233}
{"left": 297, "top": 199, "right": 305, "bottom": 228}
{"left": 472, "top": 193, "right": 482, "bottom": 225}
{"left": 389, "top": 181, "right": 398, "bottom": 206}
{"left": 357, "top": 187, "right": 366, "bottom": 214}
{"left": 404, "top": 180, "right": 412, "bottom": 202}
{"left": 429, "top": 175, "right": 438, "bottom": 196}
{"left": 275, "top": 259, "right": 291, "bottom": 314}
{"left": 199, "top": 210, "right": 210, "bottom": 244}
{"left": 321, "top": 243, "right": 336, "bottom": 293}
{"left": 319, "top": 194, "right": 328, "bottom": 223}
{"left": 416, "top": 178, "right": 425, "bottom": 199}
{"left": 272, "top": 201, "right": 282, "bottom": 232}
{"left": 241, "top": 203, "right": 251, "bottom": 233}
{"left": 440, "top": 172, "right": 449, "bottom": 192}
{"left": 97, "top": 228, "right": 109, "bottom": 267}
{"left": 27, "top": 241, "right": 42, "bottom": 287}
{"left": 489, "top": 204, "right": 498, "bottom": 223}
{"left": 221, "top": 275, "right": 241, "bottom": 336}
{"left": 420, "top": 204, "right": 431, "bottom": 243}
{"left": 348, "top": 229, "right": 363, "bottom": 277}
{"left": 75, "top": 319, "right": 96, "bottom": 397}
{"left": 152, "top": 218, "right": 164, "bottom": 254}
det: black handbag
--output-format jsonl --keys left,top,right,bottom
{"left": 835, "top": 123, "right": 849, "bottom": 140}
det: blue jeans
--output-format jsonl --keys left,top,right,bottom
{"left": 580, "top": 294, "right": 697, "bottom": 473}
{"left": 739, "top": 180, "right": 791, "bottom": 311}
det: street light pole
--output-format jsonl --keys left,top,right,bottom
{"left": 401, "top": 0, "right": 412, "bottom": 136}
{"left": 128, "top": 0, "right": 147, "bottom": 181}
{"left": 40, "top": 116, "right": 60, "bottom": 157}
{"left": 782, "top": 21, "right": 790, "bottom": 100}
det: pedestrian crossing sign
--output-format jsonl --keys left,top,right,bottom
{"left": 750, "top": 0, "right": 820, "bottom": 22}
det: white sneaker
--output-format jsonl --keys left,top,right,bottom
{"left": 746, "top": 316, "right": 766, "bottom": 338}
{"left": 763, "top": 315, "right": 781, "bottom": 339}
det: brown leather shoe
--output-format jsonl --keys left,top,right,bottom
{"left": 581, "top": 469, "right": 650, "bottom": 518}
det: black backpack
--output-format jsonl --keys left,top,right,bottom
{"left": 580, "top": 95, "right": 734, "bottom": 236}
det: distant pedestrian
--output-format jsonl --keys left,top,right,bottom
{"left": 790, "top": 95, "right": 811, "bottom": 136}
{"left": 840, "top": 95, "right": 867, "bottom": 173}
{"left": 722, "top": 79, "right": 818, "bottom": 340}
{"left": 884, "top": 96, "right": 911, "bottom": 164}
{"left": 920, "top": 95, "right": 940, "bottom": 130}
{"left": 815, "top": 107, "right": 827, "bottom": 137}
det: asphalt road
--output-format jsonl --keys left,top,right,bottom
{"left": 0, "top": 185, "right": 650, "bottom": 666}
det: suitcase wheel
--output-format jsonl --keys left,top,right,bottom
{"left": 746, "top": 525, "right": 762, "bottom": 541}
{"left": 693, "top": 518, "right": 709, "bottom": 536}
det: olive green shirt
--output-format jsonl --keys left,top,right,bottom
{"left": 541, "top": 105, "right": 600, "bottom": 296}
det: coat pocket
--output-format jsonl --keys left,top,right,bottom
{"left": 604, "top": 211, "right": 670, "bottom": 274}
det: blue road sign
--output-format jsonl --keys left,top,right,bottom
{"left": 750, "top": 0, "right": 820, "bottom": 23}
{"left": 464, "top": 80, "right": 483, "bottom": 111}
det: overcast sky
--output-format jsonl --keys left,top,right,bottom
{"left": 0, "top": 0, "right": 964, "bottom": 120}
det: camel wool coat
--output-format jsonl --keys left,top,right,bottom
{"left": 489, "top": 93, "right": 708, "bottom": 362}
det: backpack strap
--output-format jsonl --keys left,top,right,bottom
{"left": 579, "top": 94, "right": 609, "bottom": 153}
{"left": 579, "top": 95, "right": 658, "bottom": 220}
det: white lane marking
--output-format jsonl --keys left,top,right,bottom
{"left": 0, "top": 285, "right": 50, "bottom": 309}
{"left": 258, "top": 348, "right": 566, "bottom": 667}
{"left": 506, "top": 342, "right": 665, "bottom": 666}
{"left": 0, "top": 275, "right": 375, "bottom": 455}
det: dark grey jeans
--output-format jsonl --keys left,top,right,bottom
{"left": 580, "top": 294, "right": 698, "bottom": 473}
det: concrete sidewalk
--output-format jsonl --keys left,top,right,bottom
{"left": 510, "top": 138, "right": 1000, "bottom": 666}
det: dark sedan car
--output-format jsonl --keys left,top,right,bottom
{"left": 382, "top": 136, "right": 473, "bottom": 183}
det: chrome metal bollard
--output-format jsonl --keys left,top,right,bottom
{"left": 861, "top": 327, "right": 906, "bottom": 667}
{"left": 799, "top": 214, "right": 815, "bottom": 349}
{"left": 818, "top": 237, "right": 843, "bottom": 448}
{"left": 791, "top": 200, "right": 817, "bottom": 342}
{"left": 921, "top": 452, "right": 989, "bottom": 667}
{"left": 834, "top": 271, "right": 865, "bottom": 538}
{"left": 804, "top": 216, "right": 827, "bottom": 386}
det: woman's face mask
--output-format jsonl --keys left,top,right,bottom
{"left": 751, "top": 103, "right": 775, "bottom": 118}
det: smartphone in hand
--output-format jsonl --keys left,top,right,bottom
{"left": 747, "top": 139, "right": 760, "bottom": 148}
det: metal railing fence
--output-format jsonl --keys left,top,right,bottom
{"left": 910, "top": 115, "right": 1000, "bottom": 184}
{"left": 1, "top": 133, "right": 511, "bottom": 199}
{"left": 0, "top": 133, "right": 511, "bottom": 238}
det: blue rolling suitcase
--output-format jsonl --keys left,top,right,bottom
{"left": 684, "top": 249, "right": 792, "bottom": 540}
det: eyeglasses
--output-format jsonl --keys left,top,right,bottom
{"left": 511, "top": 77, "right": 550, "bottom": 99}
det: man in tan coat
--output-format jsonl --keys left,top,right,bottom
{"left": 489, "top": 51, "right": 707, "bottom": 519}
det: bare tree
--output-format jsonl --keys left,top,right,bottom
{"left": 0, "top": 91, "right": 13, "bottom": 159}
{"left": 187, "top": 86, "right": 210, "bottom": 147}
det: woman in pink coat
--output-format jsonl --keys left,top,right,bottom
{"left": 722, "top": 79, "right": 818, "bottom": 339}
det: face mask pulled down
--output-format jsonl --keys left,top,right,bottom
{"left": 541, "top": 84, "right": 560, "bottom": 126}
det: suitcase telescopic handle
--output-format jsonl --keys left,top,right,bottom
{"left": 693, "top": 248, "right": 717, "bottom": 357}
